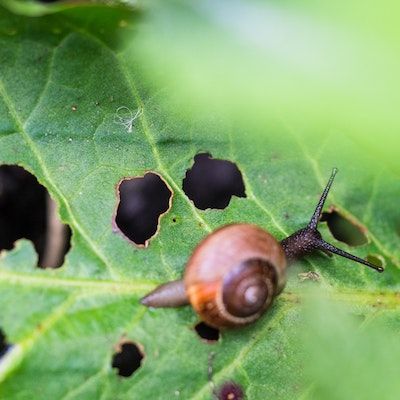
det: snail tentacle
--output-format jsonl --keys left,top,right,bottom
{"left": 140, "top": 279, "right": 189, "bottom": 308}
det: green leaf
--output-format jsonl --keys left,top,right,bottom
{"left": 0, "top": 0, "right": 138, "bottom": 17}
{"left": 0, "top": 3, "right": 399, "bottom": 400}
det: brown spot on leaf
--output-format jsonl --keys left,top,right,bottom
{"left": 216, "top": 381, "right": 245, "bottom": 400}
{"left": 298, "top": 271, "right": 320, "bottom": 282}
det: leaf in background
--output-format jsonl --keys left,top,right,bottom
{"left": 0, "top": 0, "right": 138, "bottom": 17}
{"left": 301, "top": 294, "right": 400, "bottom": 400}
{"left": 135, "top": 0, "right": 400, "bottom": 173}
{"left": 0, "top": 2, "right": 399, "bottom": 399}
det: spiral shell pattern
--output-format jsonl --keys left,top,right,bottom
{"left": 184, "top": 224, "right": 287, "bottom": 328}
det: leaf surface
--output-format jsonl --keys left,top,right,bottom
{"left": 0, "top": 3, "right": 399, "bottom": 400}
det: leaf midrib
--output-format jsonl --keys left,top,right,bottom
{"left": 0, "top": 268, "right": 156, "bottom": 293}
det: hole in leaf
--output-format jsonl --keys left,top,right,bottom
{"left": 0, "top": 165, "right": 71, "bottom": 268}
{"left": 365, "top": 254, "right": 385, "bottom": 269}
{"left": 114, "top": 173, "right": 173, "bottom": 247}
{"left": 183, "top": 153, "right": 246, "bottom": 210}
{"left": 112, "top": 341, "right": 144, "bottom": 378}
{"left": 320, "top": 208, "right": 368, "bottom": 247}
{"left": 194, "top": 322, "right": 220, "bottom": 343}
{"left": 216, "top": 381, "right": 245, "bottom": 400}
{"left": 0, "top": 328, "right": 11, "bottom": 358}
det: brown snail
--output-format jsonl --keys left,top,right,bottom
{"left": 141, "top": 169, "right": 383, "bottom": 328}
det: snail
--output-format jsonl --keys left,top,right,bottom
{"left": 140, "top": 169, "right": 383, "bottom": 328}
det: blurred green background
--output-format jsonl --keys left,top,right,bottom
{"left": 134, "top": 0, "right": 400, "bottom": 174}
{"left": 0, "top": 0, "right": 399, "bottom": 399}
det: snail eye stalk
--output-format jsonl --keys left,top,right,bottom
{"left": 281, "top": 168, "right": 384, "bottom": 273}
{"left": 308, "top": 168, "right": 338, "bottom": 230}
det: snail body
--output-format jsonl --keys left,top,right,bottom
{"left": 141, "top": 169, "right": 383, "bottom": 329}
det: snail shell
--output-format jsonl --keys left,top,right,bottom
{"left": 184, "top": 224, "right": 287, "bottom": 328}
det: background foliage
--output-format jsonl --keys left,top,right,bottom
{"left": 0, "top": 1, "right": 399, "bottom": 399}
